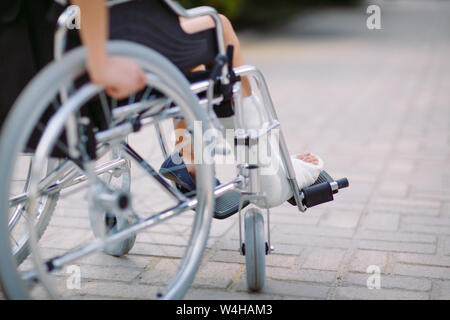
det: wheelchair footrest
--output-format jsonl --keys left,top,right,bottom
{"left": 288, "top": 171, "right": 349, "bottom": 209}
{"left": 214, "top": 190, "right": 250, "bottom": 220}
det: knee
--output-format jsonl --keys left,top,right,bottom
{"left": 219, "top": 14, "right": 232, "bottom": 29}
{"left": 219, "top": 14, "right": 238, "bottom": 43}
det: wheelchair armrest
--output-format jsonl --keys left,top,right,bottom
{"left": 163, "top": 0, "right": 227, "bottom": 55}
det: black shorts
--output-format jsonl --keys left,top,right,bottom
{"left": 109, "top": 0, "right": 218, "bottom": 72}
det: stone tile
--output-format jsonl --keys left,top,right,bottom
{"left": 437, "top": 281, "right": 450, "bottom": 300}
{"left": 232, "top": 279, "right": 330, "bottom": 299}
{"left": 301, "top": 249, "right": 346, "bottom": 271}
{"left": 348, "top": 250, "right": 388, "bottom": 273}
{"left": 78, "top": 281, "right": 160, "bottom": 300}
{"left": 319, "top": 209, "right": 361, "bottom": 229}
{"left": 401, "top": 224, "right": 450, "bottom": 236}
{"left": 343, "top": 273, "right": 432, "bottom": 292}
{"left": 377, "top": 183, "right": 409, "bottom": 198}
{"left": 393, "top": 264, "right": 450, "bottom": 280}
{"left": 267, "top": 267, "right": 336, "bottom": 284}
{"left": 192, "top": 262, "right": 243, "bottom": 289}
{"left": 357, "top": 240, "right": 436, "bottom": 254}
{"left": 355, "top": 230, "right": 436, "bottom": 244}
{"left": 38, "top": 227, "right": 94, "bottom": 250}
{"left": 265, "top": 254, "right": 297, "bottom": 268}
{"left": 79, "top": 252, "right": 153, "bottom": 269}
{"left": 209, "top": 250, "right": 297, "bottom": 269}
{"left": 48, "top": 216, "right": 91, "bottom": 229}
{"left": 274, "top": 225, "right": 354, "bottom": 238}
{"left": 274, "top": 234, "right": 355, "bottom": 250}
{"left": 443, "top": 237, "right": 450, "bottom": 256}
{"left": 138, "top": 258, "right": 179, "bottom": 286}
{"left": 131, "top": 242, "right": 186, "bottom": 258}
{"left": 372, "top": 198, "right": 441, "bottom": 216}
{"left": 136, "top": 233, "right": 190, "bottom": 246}
{"left": 362, "top": 213, "right": 400, "bottom": 231}
{"left": 395, "top": 253, "right": 450, "bottom": 268}
{"left": 208, "top": 250, "right": 245, "bottom": 265}
{"left": 401, "top": 216, "right": 450, "bottom": 227}
{"left": 208, "top": 219, "right": 237, "bottom": 238}
{"left": 74, "top": 264, "right": 142, "bottom": 283}
{"left": 185, "top": 288, "right": 280, "bottom": 300}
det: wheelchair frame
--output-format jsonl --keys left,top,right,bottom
{"left": 54, "top": 0, "right": 311, "bottom": 257}
{"left": 56, "top": 0, "right": 309, "bottom": 209}
{"left": 0, "top": 0, "right": 348, "bottom": 299}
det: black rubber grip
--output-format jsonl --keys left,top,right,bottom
{"left": 337, "top": 178, "right": 349, "bottom": 189}
{"left": 302, "top": 182, "right": 334, "bottom": 208}
{"left": 288, "top": 172, "right": 349, "bottom": 208}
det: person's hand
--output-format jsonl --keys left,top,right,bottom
{"left": 88, "top": 56, "right": 147, "bottom": 100}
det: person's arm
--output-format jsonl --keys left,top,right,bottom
{"left": 71, "top": 0, "right": 108, "bottom": 80}
{"left": 71, "top": 0, "right": 146, "bottom": 99}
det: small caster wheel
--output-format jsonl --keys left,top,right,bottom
{"left": 103, "top": 211, "right": 136, "bottom": 257}
{"left": 244, "top": 208, "right": 266, "bottom": 292}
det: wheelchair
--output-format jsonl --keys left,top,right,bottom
{"left": 0, "top": 0, "right": 348, "bottom": 299}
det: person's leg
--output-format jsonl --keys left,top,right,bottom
{"left": 180, "top": 15, "right": 251, "bottom": 97}
{"left": 178, "top": 15, "right": 320, "bottom": 168}
{"left": 162, "top": 14, "right": 322, "bottom": 216}
{"left": 175, "top": 14, "right": 250, "bottom": 170}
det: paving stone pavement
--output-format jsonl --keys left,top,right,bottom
{"left": 3, "top": 0, "right": 450, "bottom": 300}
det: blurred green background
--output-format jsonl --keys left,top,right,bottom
{"left": 179, "top": 0, "right": 363, "bottom": 28}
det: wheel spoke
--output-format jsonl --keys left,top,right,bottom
{"left": 120, "top": 142, "right": 188, "bottom": 203}
{"left": 10, "top": 233, "right": 19, "bottom": 247}
{"left": 20, "top": 200, "right": 195, "bottom": 281}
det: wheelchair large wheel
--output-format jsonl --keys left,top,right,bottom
{"left": 0, "top": 41, "right": 215, "bottom": 299}
{"left": 8, "top": 158, "right": 60, "bottom": 265}
{"left": 244, "top": 208, "right": 266, "bottom": 292}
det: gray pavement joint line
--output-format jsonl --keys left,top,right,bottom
{"left": 327, "top": 249, "right": 354, "bottom": 300}
{"left": 385, "top": 252, "right": 395, "bottom": 275}
{"left": 226, "top": 265, "right": 246, "bottom": 291}
{"left": 128, "top": 257, "right": 162, "bottom": 285}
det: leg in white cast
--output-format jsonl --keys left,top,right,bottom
{"left": 232, "top": 93, "right": 324, "bottom": 208}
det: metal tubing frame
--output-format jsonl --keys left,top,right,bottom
{"left": 162, "top": 0, "right": 227, "bottom": 65}
{"left": 120, "top": 142, "right": 189, "bottom": 203}
{"left": 235, "top": 163, "right": 273, "bottom": 256}
{"left": 54, "top": 5, "right": 82, "bottom": 159}
{"left": 155, "top": 64, "right": 306, "bottom": 212}
{"left": 232, "top": 65, "right": 307, "bottom": 212}
{"left": 22, "top": 174, "right": 244, "bottom": 287}
{"left": 181, "top": 65, "right": 307, "bottom": 212}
